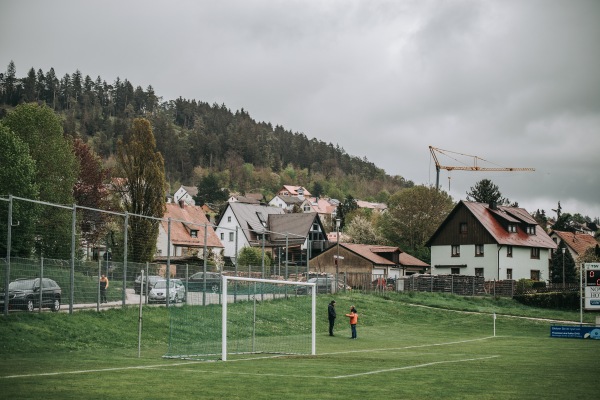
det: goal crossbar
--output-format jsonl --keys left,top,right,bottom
{"left": 221, "top": 275, "right": 316, "bottom": 361}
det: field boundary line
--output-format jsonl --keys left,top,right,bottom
{"left": 319, "top": 336, "right": 496, "bottom": 356}
{"left": 406, "top": 303, "right": 587, "bottom": 324}
{"left": 0, "top": 337, "right": 497, "bottom": 380}
{"left": 332, "top": 355, "right": 500, "bottom": 379}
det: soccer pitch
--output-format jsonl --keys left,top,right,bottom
{"left": 0, "top": 294, "right": 598, "bottom": 399}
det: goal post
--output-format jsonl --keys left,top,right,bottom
{"left": 164, "top": 276, "right": 316, "bottom": 361}
{"left": 221, "top": 275, "right": 316, "bottom": 361}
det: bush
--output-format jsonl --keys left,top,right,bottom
{"left": 513, "top": 292, "right": 579, "bottom": 310}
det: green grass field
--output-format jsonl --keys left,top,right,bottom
{"left": 1, "top": 292, "right": 598, "bottom": 399}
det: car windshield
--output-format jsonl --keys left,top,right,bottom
{"left": 153, "top": 281, "right": 174, "bottom": 289}
{"left": 9, "top": 280, "right": 37, "bottom": 290}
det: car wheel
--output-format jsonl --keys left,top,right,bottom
{"left": 26, "top": 299, "right": 34, "bottom": 312}
{"left": 51, "top": 298, "right": 61, "bottom": 312}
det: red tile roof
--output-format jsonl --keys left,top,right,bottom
{"left": 161, "top": 203, "right": 223, "bottom": 248}
{"left": 462, "top": 201, "right": 556, "bottom": 249}
{"left": 341, "top": 243, "right": 429, "bottom": 267}
{"left": 551, "top": 230, "right": 599, "bottom": 256}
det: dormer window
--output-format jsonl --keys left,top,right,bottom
{"left": 256, "top": 212, "right": 267, "bottom": 227}
{"left": 508, "top": 224, "right": 517, "bottom": 233}
{"left": 526, "top": 226, "right": 536, "bottom": 235}
{"left": 190, "top": 229, "right": 198, "bottom": 238}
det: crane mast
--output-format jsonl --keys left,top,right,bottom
{"left": 429, "top": 146, "right": 535, "bottom": 190}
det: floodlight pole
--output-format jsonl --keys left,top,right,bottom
{"left": 335, "top": 218, "right": 340, "bottom": 292}
{"left": 562, "top": 247, "right": 566, "bottom": 288}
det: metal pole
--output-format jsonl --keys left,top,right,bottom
{"left": 4, "top": 195, "right": 13, "bottom": 316}
{"left": 562, "top": 248, "right": 566, "bottom": 287}
{"left": 336, "top": 218, "right": 340, "bottom": 293}
{"left": 261, "top": 233, "right": 265, "bottom": 301}
{"left": 166, "top": 218, "right": 171, "bottom": 307}
{"left": 138, "top": 269, "right": 144, "bottom": 358}
{"left": 203, "top": 224, "right": 208, "bottom": 306}
{"left": 123, "top": 213, "right": 129, "bottom": 307}
{"left": 234, "top": 226, "right": 239, "bottom": 303}
{"left": 70, "top": 205, "right": 76, "bottom": 314}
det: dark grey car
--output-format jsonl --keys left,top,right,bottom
{"left": 0, "top": 278, "right": 61, "bottom": 312}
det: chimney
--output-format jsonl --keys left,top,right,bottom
{"left": 489, "top": 201, "right": 497, "bottom": 210}
{"left": 178, "top": 200, "right": 185, "bottom": 208}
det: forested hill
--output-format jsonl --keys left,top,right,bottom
{"left": 0, "top": 61, "right": 413, "bottom": 199}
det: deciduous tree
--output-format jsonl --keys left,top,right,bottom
{"left": 0, "top": 124, "right": 39, "bottom": 257}
{"left": 379, "top": 185, "right": 454, "bottom": 263}
{"left": 114, "top": 118, "right": 166, "bottom": 262}
{"left": 3, "top": 103, "right": 78, "bottom": 258}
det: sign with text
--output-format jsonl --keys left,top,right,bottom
{"left": 551, "top": 325, "right": 600, "bottom": 339}
{"left": 585, "top": 263, "right": 600, "bottom": 310}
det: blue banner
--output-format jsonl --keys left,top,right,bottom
{"left": 550, "top": 325, "right": 600, "bottom": 339}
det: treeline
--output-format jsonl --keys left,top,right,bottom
{"left": 0, "top": 61, "right": 413, "bottom": 200}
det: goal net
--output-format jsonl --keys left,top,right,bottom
{"left": 164, "top": 276, "right": 316, "bottom": 361}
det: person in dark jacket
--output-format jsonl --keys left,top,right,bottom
{"left": 328, "top": 300, "right": 336, "bottom": 336}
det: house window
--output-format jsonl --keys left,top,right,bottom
{"left": 459, "top": 223, "right": 468, "bottom": 234}
{"left": 303, "top": 204, "right": 311, "bottom": 212}
{"left": 220, "top": 233, "right": 224, "bottom": 241}
{"left": 451, "top": 267, "right": 460, "bottom": 275}
{"left": 229, "top": 232, "right": 234, "bottom": 242}
{"left": 475, "top": 268, "right": 484, "bottom": 277}
{"left": 451, "top": 245, "right": 460, "bottom": 257}
{"left": 227, "top": 216, "right": 231, "bottom": 223}
{"left": 530, "top": 247, "right": 540, "bottom": 259}
{"left": 526, "top": 225, "right": 536, "bottom": 235}
{"left": 190, "top": 230, "right": 198, "bottom": 238}
{"left": 506, "top": 269, "right": 513, "bottom": 279}
{"left": 506, "top": 245, "right": 513, "bottom": 257}
{"left": 508, "top": 224, "right": 517, "bottom": 233}
{"left": 530, "top": 270, "right": 540, "bottom": 281}
{"left": 475, "top": 244, "right": 484, "bottom": 257}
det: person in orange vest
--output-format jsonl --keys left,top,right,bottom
{"left": 345, "top": 306, "right": 358, "bottom": 339}
{"left": 100, "top": 274, "right": 109, "bottom": 303}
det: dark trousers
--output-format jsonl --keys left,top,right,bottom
{"left": 350, "top": 324, "right": 357, "bottom": 339}
{"left": 100, "top": 288, "right": 107, "bottom": 303}
{"left": 329, "top": 318, "right": 335, "bottom": 335}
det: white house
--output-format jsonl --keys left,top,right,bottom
{"left": 426, "top": 201, "right": 557, "bottom": 281}
{"left": 172, "top": 185, "right": 197, "bottom": 206}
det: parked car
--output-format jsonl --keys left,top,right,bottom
{"left": 148, "top": 279, "right": 186, "bottom": 303}
{"left": 296, "top": 277, "right": 334, "bottom": 295}
{"left": 134, "top": 275, "right": 162, "bottom": 294}
{"left": 0, "top": 278, "right": 61, "bottom": 312}
{"left": 185, "top": 272, "right": 221, "bottom": 293}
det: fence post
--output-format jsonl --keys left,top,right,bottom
{"left": 123, "top": 213, "right": 129, "bottom": 307}
{"left": 70, "top": 204, "right": 76, "bottom": 314}
{"left": 39, "top": 257, "right": 44, "bottom": 314}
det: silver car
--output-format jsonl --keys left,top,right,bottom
{"left": 148, "top": 279, "right": 186, "bottom": 303}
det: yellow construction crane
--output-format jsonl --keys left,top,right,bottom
{"left": 429, "top": 146, "right": 535, "bottom": 190}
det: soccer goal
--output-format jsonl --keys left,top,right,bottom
{"left": 164, "top": 276, "right": 316, "bottom": 361}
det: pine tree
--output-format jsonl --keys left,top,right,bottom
{"left": 466, "top": 179, "right": 509, "bottom": 205}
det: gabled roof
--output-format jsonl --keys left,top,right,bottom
{"left": 341, "top": 243, "right": 397, "bottom": 266}
{"left": 162, "top": 203, "right": 222, "bottom": 248}
{"left": 269, "top": 212, "right": 320, "bottom": 245}
{"left": 428, "top": 201, "right": 557, "bottom": 249}
{"left": 280, "top": 185, "right": 311, "bottom": 196}
{"left": 399, "top": 252, "right": 430, "bottom": 267}
{"left": 304, "top": 197, "right": 338, "bottom": 214}
{"left": 228, "top": 202, "right": 285, "bottom": 241}
{"left": 551, "top": 230, "right": 599, "bottom": 256}
{"left": 274, "top": 195, "right": 304, "bottom": 206}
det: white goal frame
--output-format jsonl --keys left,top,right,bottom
{"left": 221, "top": 275, "right": 316, "bottom": 361}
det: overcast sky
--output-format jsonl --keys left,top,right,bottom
{"left": 2, "top": 0, "right": 599, "bottom": 219}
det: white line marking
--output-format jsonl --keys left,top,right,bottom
{"left": 0, "top": 336, "right": 499, "bottom": 380}
{"left": 332, "top": 355, "right": 500, "bottom": 378}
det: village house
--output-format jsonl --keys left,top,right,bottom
{"left": 426, "top": 201, "right": 557, "bottom": 281}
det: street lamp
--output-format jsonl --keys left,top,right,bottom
{"left": 562, "top": 247, "right": 566, "bottom": 287}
